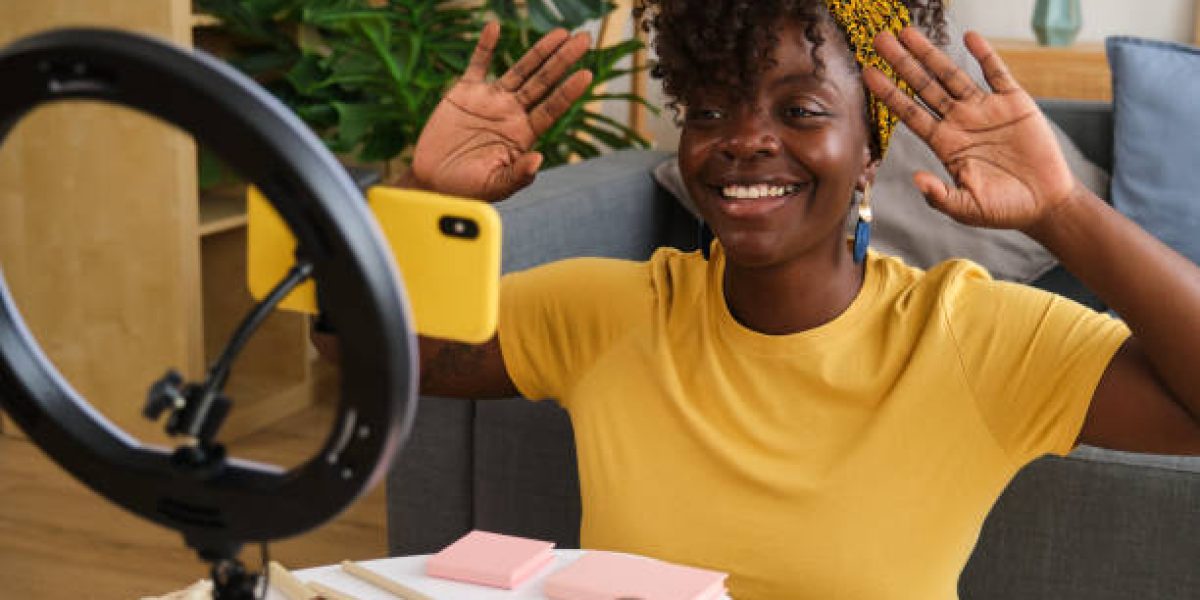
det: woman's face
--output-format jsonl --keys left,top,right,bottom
{"left": 679, "top": 18, "right": 877, "bottom": 269}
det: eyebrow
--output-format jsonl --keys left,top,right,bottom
{"left": 770, "top": 72, "right": 826, "bottom": 90}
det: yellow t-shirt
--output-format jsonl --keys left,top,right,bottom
{"left": 497, "top": 244, "right": 1129, "bottom": 600}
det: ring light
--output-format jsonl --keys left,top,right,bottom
{"left": 0, "top": 27, "right": 418, "bottom": 594}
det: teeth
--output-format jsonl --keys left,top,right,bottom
{"left": 721, "top": 184, "right": 797, "bottom": 200}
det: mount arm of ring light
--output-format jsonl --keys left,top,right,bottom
{"left": 143, "top": 261, "right": 314, "bottom": 475}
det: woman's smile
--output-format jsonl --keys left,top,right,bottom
{"left": 709, "top": 181, "right": 810, "bottom": 219}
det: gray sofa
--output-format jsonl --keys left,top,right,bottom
{"left": 385, "top": 100, "right": 1200, "bottom": 598}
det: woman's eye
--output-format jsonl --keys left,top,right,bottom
{"left": 687, "top": 108, "right": 725, "bottom": 121}
{"left": 785, "top": 106, "right": 822, "bottom": 119}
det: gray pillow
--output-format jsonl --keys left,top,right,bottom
{"left": 1108, "top": 36, "right": 1200, "bottom": 265}
{"left": 653, "top": 24, "right": 1109, "bottom": 283}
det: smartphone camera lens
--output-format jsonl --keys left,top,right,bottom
{"left": 439, "top": 216, "right": 479, "bottom": 239}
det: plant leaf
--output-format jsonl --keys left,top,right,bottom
{"left": 586, "top": 92, "right": 661, "bottom": 113}
{"left": 563, "top": 135, "right": 601, "bottom": 159}
{"left": 332, "top": 102, "right": 397, "bottom": 150}
{"left": 358, "top": 121, "right": 412, "bottom": 162}
{"left": 582, "top": 111, "right": 651, "bottom": 147}
{"left": 231, "top": 49, "right": 298, "bottom": 75}
{"left": 527, "top": 0, "right": 613, "bottom": 32}
{"left": 200, "top": 0, "right": 650, "bottom": 166}
{"left": 487, "top": 0, "right": 522, "bottom": 23}
{"left": 285, "top": 53, "right": 328, "bottom": 94}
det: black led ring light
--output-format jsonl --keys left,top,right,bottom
{"left": 0, "top": 27, "right": 417, "bottom": 592}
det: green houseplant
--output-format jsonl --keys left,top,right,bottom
{"left": 194, "top": 0, "right": 654, "bottom": 185}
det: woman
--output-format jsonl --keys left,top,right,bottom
{"left": 339, "top": 1, "right": 1200, "bottom": 597}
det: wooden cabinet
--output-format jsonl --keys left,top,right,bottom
{"left": 0, "top": 2, "right": 314, "bottom": 444}
{"left": 991, "top": 39, "right": 1111, "bottom": 101}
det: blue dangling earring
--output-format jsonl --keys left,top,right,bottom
{"left": 851, "top": 184, "right": 872, "bottom": 264}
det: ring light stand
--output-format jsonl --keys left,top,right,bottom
{"left": 0, "top": 28, "right": 418, "bottom": 598}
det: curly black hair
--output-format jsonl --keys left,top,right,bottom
{"left": 636, "top": 0, "right": 948, "bottom": 158}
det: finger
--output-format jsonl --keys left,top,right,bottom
{"left": 529, "top": 69, "right": 593, "bottom": 137}
{"left": 913, "top": 171, "right": 980, "bottom": 223}
{"left": 873, "top": 30, "right": 956, "bottom": 117}
{"left": 464, "top": 21, "right": 501, "bottom": 83}
{"left": 897, "top": 26, "right": 983, "bottom": 102}
{"left": 863, "top": 66, "right": 940, "bottom": 142}
{"left": 497, "top": 28, "right": 571, "bottom": 92}
{"left": 515, "top": 31, "right": 592, "bottom": 109}
{"left": 963, "top": 31, "right": 1020, "bottom": 94}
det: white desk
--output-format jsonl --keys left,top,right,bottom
{"left": 268, "top": 550, "right": 732, "bottom": 600}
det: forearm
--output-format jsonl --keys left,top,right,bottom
{"left": 1024, "top": 183, "right": 1200, "bottom": 420}
{"left": 313, "top": 333, "right": 517, "bottom": 399}
{"left": 417, "top": 335, "right": 518, "bottom": 399}
{"left": 313, "top": 328, "right": 516, "bottom": 398}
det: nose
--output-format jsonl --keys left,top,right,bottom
{"left": 718, "top": 111, "right": 780, "bottom": 161}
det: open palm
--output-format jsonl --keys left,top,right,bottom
{"left": 866, "top": 28, "right": 1078, "bottom": 232}
{"left": 410, "top": 22, "right": 592, "bottom": 202}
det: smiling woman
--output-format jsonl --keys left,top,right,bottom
{"left": 489, "top": 4, "right": 1128, "bottom": 598}
{"left": 318, "top": 0, "right": 1200, "bottom": 598}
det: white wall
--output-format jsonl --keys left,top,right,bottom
{"left": 951, "top": 0, "right": 1195, "bottom": 44}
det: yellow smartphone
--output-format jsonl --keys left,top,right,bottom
{"left": 247, "top": 185, "right": 502, "bottom": 343}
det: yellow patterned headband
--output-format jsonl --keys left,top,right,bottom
{"left": 824, "top": 0, "right": 912, "bottom": 156}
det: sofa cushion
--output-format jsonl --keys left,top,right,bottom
{"left": 960, "top": 453, "right": 1200, "bottom": 600}
{"left": 1108, "top": 36, "right": 1200, "bottom": 266}
{"left": 653, "top": 23, "right": 1108, "bottom": 283}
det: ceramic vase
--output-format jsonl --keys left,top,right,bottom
{"left": 1032, "top": 0, "right": 1082, "bottom": 46}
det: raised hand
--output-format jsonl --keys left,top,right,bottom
{"left": 410, "top": 22, "right": 593, "bottom": 202}
{"left": 864, "top": 27, "right": 1078, "bottom": 232}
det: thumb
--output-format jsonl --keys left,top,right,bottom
{"left": 506, "top": 151, "right": 543, "bottom": 191}
{"left": 486, "top": 151, "right": 544, "bottom": 201}
{"left": 914, "top": 171, "right": 978, "bottom": 222}
{"left": 913, "top": 171, "right": 949, "bottom": 208}
{"left": 514, "top": 151, "right": 544, "bottom": 182}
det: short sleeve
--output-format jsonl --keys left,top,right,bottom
{"left": 498, "top": 257, "right": 652, "bottom": 404}
{"left": 943, "top": 268, "right": 1131, "bottom": 464}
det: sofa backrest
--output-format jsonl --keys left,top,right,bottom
{"left": 1038, "top": 99, "right": 1114, "bottom": 173}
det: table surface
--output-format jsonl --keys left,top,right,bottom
{"left": 267, "top": 550, "right": 732, "bottom": 600}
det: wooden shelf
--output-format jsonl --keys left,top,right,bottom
{"left": 220, "top": 374, "right": 314, "bottom": 442}
{"left": 990, "top": 39, "right": 1110, "bottom": 101}
{"left": 199, "top": 186, "right": 247, "bottom": 237}
{"left": 190, "top": 13, "right": 221, "bottom": 29}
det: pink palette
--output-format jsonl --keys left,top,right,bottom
{"left": 425, "top": 530, "right": 556, "bottom": 589}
